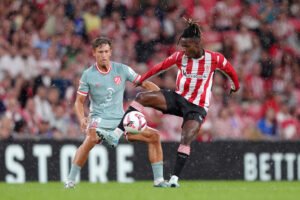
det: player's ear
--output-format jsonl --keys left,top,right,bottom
{"left": 92, "top": 48, "right": 96, "bottom": 57}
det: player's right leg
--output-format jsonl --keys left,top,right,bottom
{"left": 127, "top": 126, "right": 169, "bottom": 187}
{"left": 65, "top": 128, "right": 100, "bottom": 188}
{"left": 115, "top": 90, "right": 171, "bottom": 187}
{"left": 119, "top": 91, "right": 168, "bottom": 126}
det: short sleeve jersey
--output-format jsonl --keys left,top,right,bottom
{"left": 77, "top": 62, "right": 140, "bottom": 128}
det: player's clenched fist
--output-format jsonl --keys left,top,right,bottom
{"left": 80, "top": 117, "right": 88, "bottom": 132}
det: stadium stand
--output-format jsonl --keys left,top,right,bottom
{"left": 0, "top": 0, "right": 299, "bottom": 141}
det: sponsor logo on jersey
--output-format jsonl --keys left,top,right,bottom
{"left": 114, "top": 76, "right": 121, "bottom": 85}
{"left": 182, "top": 69, "right": 208, "bottom": 79}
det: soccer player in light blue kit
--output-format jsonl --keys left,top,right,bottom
{"left": 65, "top": 37, "right": 168, "bottom": 188}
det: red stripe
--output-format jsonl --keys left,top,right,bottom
{"left": 175, "top": 53, "right": 184, "bottom": 91}
{"left": 188, "top": 57, "right": 206, "bottom": 102}
{"left": 180, "top": 58, "right": 193, "bottom": 97}
{"left": 175, "top": 71, "right": 183, "bottom": 91}
{"left": 133, "top": 75, "right": 141, "bottom": 84}
{"left": 78, "top": 90, "right": 88, "bottom": 94}
{"left": 77, "top": 90, "right": 88, "bottom": 95}
{"left": 199, "top": 52, "right": 215, "bottom": 107}
{"left": 199, "top": 71, "right": 214, "bottom": 107}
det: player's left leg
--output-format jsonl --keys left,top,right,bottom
{"left": 169, "top": 117, "right": 202, "bottom": 188}
{"left": 65, "top": 128, "right": 100, "bottom": 188}
{"left": 127, "top": 126, "right": 169, "bottom": 187}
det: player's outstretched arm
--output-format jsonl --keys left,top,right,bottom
{"left": 216, "top": 53, "right": 240, "bottom": 94}
{"left": 74, "top": 94, "right": 88, "bottom": 132}
{"left": 140, "top": 81, "right": 160, "bottom": 91}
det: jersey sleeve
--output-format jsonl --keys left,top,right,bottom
{"left": 77, "top": 70, "right": 89, "bottom": 96}
{"left": 216, "top": 53, "right": 240, "bottom": 91}
{"left": 139, "top": 51, "right": 180, "bottom": 83}
{"left": 123, "top": 64, "right": 141, "bottom": 84}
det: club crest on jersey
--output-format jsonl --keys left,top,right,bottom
{"left": 114, "top": 76, "right": 121, "bottom": 85}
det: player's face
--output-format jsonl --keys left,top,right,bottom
{"left": 93, "top": 44, "right": 112, "bottom": 67}
{"left": 180, "top": 38, "right": 202, "bottom": 58}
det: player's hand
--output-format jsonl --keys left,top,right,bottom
{"left": 133, "top": 81, "right": 142, "bottom": 88}
{"left": 229, "top": 87, "right": 238, "bottom": 95}
{"left": 80, "top": 117, "right": 88, "bottom": 132}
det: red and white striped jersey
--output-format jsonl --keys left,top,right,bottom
{"left": 139, "top": 50, "right": 239, "bottom": 111}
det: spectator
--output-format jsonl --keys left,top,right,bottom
{"left": 51, "top": 103, "right": 71, "bottom": 138}
{"left": 258, "top": 0, "right": 279, "bottom": 24}
{"left": 37, "top": 118, "right": 53, "bottom": 139}
{"left": 244, "top": 63, "right": 265, "bottom": 101}
{"left": 39, "top": 45, "right": 61, "bottom": 75}
{"left": 213, "top": 107, "right": 243, "bottom": 140}
{"left": 257, "top": 108, "right": 278, "bottom": 140}
{"left": 82, "top": 1, "right": 101, "bottom": 37}
{"left": 33, "top": 29, "right": 51, "bottom": 58}
{"left": 104, "top": 0, "right": 127, "bottom": 20}
{"left": 235, "top": 25, "right": 253, "bottom": 53}
{"left": 0, "top": 115, "right": 13, "bottom": 141}
{"left": 0, "top": 46, "right": 25, "bottom": 78}
{"left": 20, "top": 97, "right": 39, "bottom": 136}
{"left": 34, "top": 85, "right": 54, "bottom": 123}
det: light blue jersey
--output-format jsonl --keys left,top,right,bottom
{"left": 77, "top": 62, "right": 140, "bottom": 130}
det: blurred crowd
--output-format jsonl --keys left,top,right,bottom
{"left": 0, "top": 0, "right": 299, "bottom": 142}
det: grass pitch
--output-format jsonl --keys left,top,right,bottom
{"left": 0, "top": 181, "right": 299, "bottom": 200}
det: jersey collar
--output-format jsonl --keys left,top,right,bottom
{"left": 95, "top": 62, "right": 111, "bottom": 75}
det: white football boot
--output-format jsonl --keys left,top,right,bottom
{"left": 168, "top": 175, "right": 180, "bottom": 188}
{"left": 153, "top": 181, "right": 170, "bottom": 188}
{"left": 64, "top": 180, "right": 75, "bottom": 189}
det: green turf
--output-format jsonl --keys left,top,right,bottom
{"left": 0, "top": 181, "right": 299, "bottom": 200}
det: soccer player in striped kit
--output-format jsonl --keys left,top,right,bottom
{"left": 117, "top": 19, "right": 240, "bottom": 187}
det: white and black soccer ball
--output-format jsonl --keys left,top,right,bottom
{"left": 123, "top": 111, "right": 147, "bottom": 134}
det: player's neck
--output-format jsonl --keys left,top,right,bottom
{"left": 193, "top": 49, "right": 204, "bottom": 59}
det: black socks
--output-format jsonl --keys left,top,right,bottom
{"left": 173, "top": 152, "right": 189, "bottom": 177}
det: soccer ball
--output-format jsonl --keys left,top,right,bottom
{"left": 123, "top": 111, "right": 147, "bottom": 134}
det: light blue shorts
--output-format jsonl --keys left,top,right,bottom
{"left": 88, "top": 117, "right": 122, "bottom": 147}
